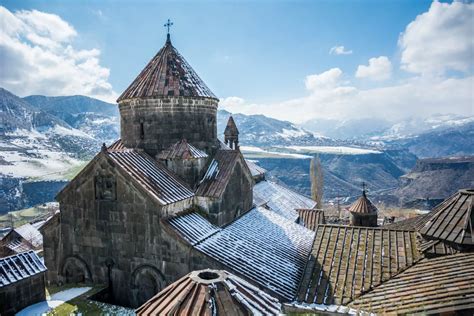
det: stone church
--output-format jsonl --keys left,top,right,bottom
{"left": 42, "top": 32, "right": 255, "bottom": 307}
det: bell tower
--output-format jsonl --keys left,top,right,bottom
{"left": 224, "top": 116, "right": 239, "bottom": 150}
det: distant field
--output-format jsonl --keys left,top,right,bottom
{"left": 0, "top": 205, "right": 52, "bottom": 229}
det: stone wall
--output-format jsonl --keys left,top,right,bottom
{"left": 119, "top": 97, "right": 219, "bottom": 157}
{"left": 195, "top": 158, "right": 254, "bottom": 227}
{"left": 160, "top": 157, "right": 208, "bottom": 190}
{"left": 50, "top": 153, "right": 221, "bottom": 308}
{"left": 0, "top": 273, "right": 46, "bottom": 316}
{"left": 40, "top": 213, "right": 61, "bottom": 285}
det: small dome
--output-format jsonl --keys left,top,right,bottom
{"left": 347, "top": 190, "right": 378, "bottom": 215}
{"left": 118, "top": 38, "right": 217, "bottom": 102}
{"left": 157, "top": 139, "right": 208, "bottom": 160}
{"left": 136, "top": 269, "right": 281, "bottom": 315}
{"left": 420, "top": 188, "right": 474, "bottom": 246}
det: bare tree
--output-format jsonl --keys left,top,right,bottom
{"left": 310, "top": 155, "right": 324, "bottom": 209}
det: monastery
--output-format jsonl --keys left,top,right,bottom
{"left": 32, "top": 28, "right": 474, "bottom": 314}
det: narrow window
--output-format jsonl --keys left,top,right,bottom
{"left": 140, "top": 120, "right": 145, "bottom": 139}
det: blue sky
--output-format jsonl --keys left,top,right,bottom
{"left": 1, "top": 0, "right": 473, "bottom": 122}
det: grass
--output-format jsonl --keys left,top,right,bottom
{"left": 0, "top": 206, "right": 49, "bottom": 229}
{"left": 64, "top": 161, "right": 88, "bottom": 181}
{"left": 46, "top": 285, "right": 109, "bottom": 316}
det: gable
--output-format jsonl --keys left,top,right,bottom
{"left": 196, "top": 150, "right": 253, "bottom": 199}
{"left": 57, "top": 147, "right": 194, "bottom": 207}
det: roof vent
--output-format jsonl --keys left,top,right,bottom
{"left": 197, "top": 271, "right": 220, "bottom": 281}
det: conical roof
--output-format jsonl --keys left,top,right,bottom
{"left": 224, "top": 116, "right": 239, "bottom": 136}
{"left": 156, "top": 139, "right": 208, "bottom": 160}
{"left": 117, "top": 38, "right": 217, "bottom": 102}
{"left": 136, "top": 269, "right": 281, "bottom": 315}
{"left": 347, "top": 190, "right": 378, "bottom": 215}
{"left": 420, "top": 188, "right": 474, "bottom": 246}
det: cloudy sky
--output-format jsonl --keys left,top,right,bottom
{"left": 0, "top": 0, "right": 473, "bottom": 123}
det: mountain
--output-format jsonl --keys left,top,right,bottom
{"left": 24, "top": 95, "right": 120, "bottom": 144}
{"left": 386, "top": 121, "right": 474, "bottom": 158}
{"left": 302, "top": 114, "right": 474, "bottom": 142}
{"left": 0, "top": 89, "right": 117, "bottom": 213}
{"left": 301, "top": 118, "right": 392, "bottom": 140}
{"left": 217, "top": 110, "right": 335, "bottom": 146}
{"left": 395, "top": 156, "right": 474, "bottom": 208}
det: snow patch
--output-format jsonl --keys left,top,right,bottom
{"left": 17, "top": 287, "right": 92, "bottom": 316}
{"left": 286, "top": 145, "right": 382, "bottom": 155}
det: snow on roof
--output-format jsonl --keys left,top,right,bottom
{"left": 107, "top": 150, "right": 194, "bottom": 205}
{"left": 196, "top": 150, "right": 241, "bottom": 198}
{"left": 245, "top": 159, "right": 266, "bottom": 177}
{"left": 195, "top": 206, "right": 315, "bottom": 300}
{"left": 0, "top": 251, "right": 46, "bottom": 287}
{"left": 166, "top": 212, "right": 221, "bottom": 245}
{"left": 136, "top": 269, "right": 282, "bottom": 315}
{"left": 157, "top": 139, "right": 208, "bottom": 160}
{"left": 14, "top": 223, "right": 43, "bottom": 248}
{"left": 253, "top": 181, "right": 316, "bottom": 222}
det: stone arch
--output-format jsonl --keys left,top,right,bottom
{"left": 130, "top": 264, "right": 166, "bottom": 308}
{"left": 61, "top": 255, "right": 92, "bottom": 284}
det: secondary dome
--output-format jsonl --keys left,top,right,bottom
{"left": 117, "top": 37, "right": 217, "bottom": 102}
{"left": 136, "top": 269, "right": 282, "bottom": 315}
{"left": 347, "top": 190, "right": 378, "bottom": 215}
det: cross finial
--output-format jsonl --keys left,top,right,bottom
{"left": 362, "top": 182, "right": 367, "bottom": 196}
{"left": 164, "top": 19, "right": 173, "bottom": 43}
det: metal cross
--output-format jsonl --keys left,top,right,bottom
{"left": 164, "top": 19, "right": 173, "bottom": 34}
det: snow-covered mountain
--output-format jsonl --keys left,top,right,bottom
{"left": 302, "top": 114, "right": 474, "bottom": 141}
{"left": 0, "top": 89, "right": 118, "bottom": 181}
{"left": 217, "top": 110, "right": 335, "bottom": 146}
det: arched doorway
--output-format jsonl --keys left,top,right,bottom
{"left": 61, "top": 256, "right": 92, "bottom": 284}
{"left": 130, "top": 265, "right": 165, "bottom": 308}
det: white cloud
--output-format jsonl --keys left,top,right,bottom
{"left": 0, "top": 6, "right": 117, "bottom": 102}
{"left": 305, "top": 68, "right": 343, "bottom": 90}
{"left": 329, "top": 46, "right": 353, "bottom": 55}
{"left": 221, "top": 69, "right": 473, "bottom": 123}
{"left": 356, "top": 56, "right": 392, "bottom": 81}
{"left": 221, "top": 2, "right": 473, "bottom": 124}
{"left": 399, "top": 1, "right": 474, "bottom": 75}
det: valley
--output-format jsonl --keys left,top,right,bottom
{"left": 1, "top": 87, "right": 473, "bottom": 214}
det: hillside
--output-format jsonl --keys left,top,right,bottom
{"left": 395, "top": 156, "right": 474, "bottom": 208}
{"left": 1, "top": 89, "right": 470, "bottom": 213}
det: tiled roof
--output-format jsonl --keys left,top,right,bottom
{"left": 347, "top": 191, "right": 377, "bottom": 214}
{"left": 166, "top": 212, "right": 221, "bottom": 245}
{"left": 245, "top": 159, "right": 266, "bottom": 178}
{"left": 350, "top": 252, "right": 474, "bottom": 314}
{"left": 14, "top": 223, "right": 43, "bottom": 248}
{"left": 196, "top": 150, "right": 241, "bottom": 198}
{"left": 382, "top": 213, "right": 429, "bottom": 231}
{"left": 117, "top": 39, "right": 217, "bottom": 102}
{"left": 224, "top": 116, "right": 239, "bottom": 136}
{"left": 136, "top": 269, "right": 282, "bottom": 315}
{"left": 195, "top": 207, "right": 315, "bottom": 299}
{"left": 297, "top": 209, "right": 325, "bottom": 231}
{"left": 107, "top": 139, "right": 127, "bottom": 152}
{"left": 297, "top": 225, "right": 421, "bottom": 305}
{"left": 108, "top": 150, "right": 194, "bottom": 205}
{"left": 253, "top": 181, "right": 316, "bottom": 222}
{"left": 157, "top": 139, "right": 208, "bottom": 160}
{"left": 420, "top": 188, "right": 474, "bottom": 246}
{"left": 0, "top": 251, "right": 46, "bottom": 287}
{"left": 5, "top": 239, "right": 32, "bottom": 254}
{"left": 420, "top": 238, "right": 458, "bottom": 256}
